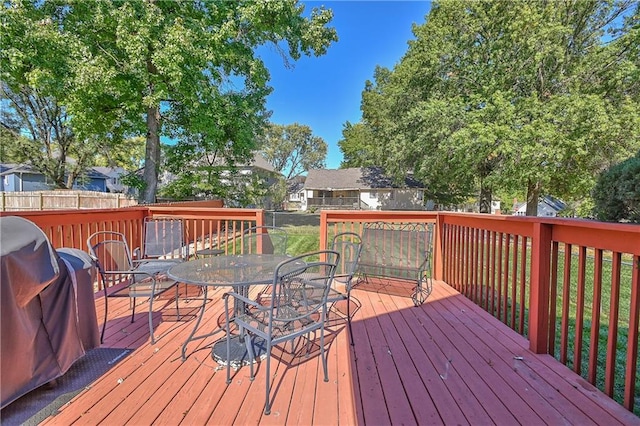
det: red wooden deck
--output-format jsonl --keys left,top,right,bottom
{"left": 31, "top": 280, "right": 639, "bottom": 425}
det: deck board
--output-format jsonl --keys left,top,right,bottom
{"left": 420, "top": 290, "right": 540, "bottom": 424}
{"left": 373, "top": 287, "right": 472, "bottom": 425}
{"left": 15, "top": 279, "right": 635, "bottom": 426}
{"left": 359, "top": 289, "right": 428, "bottom": 425}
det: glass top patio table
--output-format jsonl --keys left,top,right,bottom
{"left": 167, "top": 254, "right": 294, "bottom": 362}
{"left": 167, "top": 254, "right": 292, "bottom": 288}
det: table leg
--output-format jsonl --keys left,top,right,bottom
{"left": 181, "top": 286, "right": 223, "bottom": 361}
{"left": 212, "top": 284, "right": 268, "bottom": 366}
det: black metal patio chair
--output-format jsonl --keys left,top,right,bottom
{"left": 222, "top": 249, "right": 340, "bottom": 415}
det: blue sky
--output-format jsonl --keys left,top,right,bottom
{"left": 259, "top": 1, "right": 432, "bottom": 169}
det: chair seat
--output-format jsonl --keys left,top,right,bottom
{"left": 134, "top": 259, "right": 180, "bottom": 274}
{"left": 129, "top": 276, "right": 178, "bottom": 298}
{"left": 103, "top": 274, "right": 178, "bottom": 298}
{"left": 326, "top": 287, "right": 347, "bottom": 302}
{"left": 301, "top": 275, "right": 349, "bottom": 303}
{"left": 235, "top": 308, "right": 320, "bottom": 342}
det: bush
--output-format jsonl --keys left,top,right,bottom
{"left": 592, "top": 153, "right": 640, "bottom": 223}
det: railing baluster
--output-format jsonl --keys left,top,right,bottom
{"left": 605, "top": 251, "right": 622, "bottom": 397}
{"left": 548, "top": 241, "right": 559, "bottom": 357}
{"left": 624, "top": 254, "right": 639, "bottom": 412}
{"left": 561, "top": 243, "right": 572, "bottom": 365}
{"left": 574, "top": 246, "right": 587, "bottom": 375}
{"left": 588, "top": 249, "right": 603, "bottom": 383}
{"left": 518, "top": 237, "right": 528, "bottom": 335}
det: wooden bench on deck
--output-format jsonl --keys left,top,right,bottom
{"left": 355, "top": 221, "right": 434, "bottom": 306}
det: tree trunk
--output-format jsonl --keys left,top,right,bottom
{"left": 141, "top": 104, "right": 160, "bottom": 203}
{"left": 141, "top": 48, "right": 160, "bottom": 203}
{"left": 479, "top": 184, "right": 492, "bottom": 213}
{"left": 526, "top": 179, "right": 541, "bottom": 216}
{"left": 65, "top": 171, "right": 74, "bottom": 189}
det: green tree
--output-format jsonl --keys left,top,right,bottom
{"left": 2, "top": 1, "right": 337, "bottom": 202}
{"left": 269, "top": 176, "right": 288, "bottom": 210}
{"left": 337, "top": 121, "right": 376, "bottom": 168}
{"left": 354, "top": 0, "right": 640, "bottom": 215}
{"left": 0, "top": 85, "right": 98, "bottom": 188}
{"left": 0, "top": 121, "right": 23, "bottom": 163}
{"left": 592, "top": 151, "right": 640, "bottom": 223}
{"left": 94, "top": 136, "right": 145, "bottom": 171}
{"left": 259, "top": 123, "right": 327, "bottom": 179}
{"left": 1, "top": 5, "right": 98, "bottom": 188}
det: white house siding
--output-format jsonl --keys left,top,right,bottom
{"left": 363, "top": 189, "right": 423, "bottom": 210}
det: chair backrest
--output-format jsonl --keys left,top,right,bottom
{"left": 330, "top": 232, "right": 363, "bottom": 280}
{"left": 87, "top": 231, "right": 135, "bottom": 288}
{"left": 142, "top": 216, "right": 188, "bottom": 260}
{"left": 269, "top": 250, "right": 340, "bottom": 328}
{"left": 243, "top": 226, "right": 288, "bottom": 255}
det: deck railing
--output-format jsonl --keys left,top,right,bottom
{"left": 320, "top": 210, "right": 640, "bottom": 413}
{"left": 1, "top": 204, "right": 638, "bottom": 413}
{"left": 0, "top": 202, "right": 265, "bottom": 288}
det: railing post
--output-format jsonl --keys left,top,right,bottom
{"left": 256, "top": 210, "right": 265, "bottom": 228}
{"left": 529, "top": 221, "right": 552, "bottom": 354}
{"left": 319, "top": 210, "right": 328, "bottom": 252}
{"left": 433, "top": 213, "right": 444, "bottom": 281}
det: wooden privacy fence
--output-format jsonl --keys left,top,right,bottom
{"left": 0, "top": 191, "right": 137, "bottom": 211}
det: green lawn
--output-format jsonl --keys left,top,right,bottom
{"left": 281, "top": 225, "right": 322, "bottom": 255}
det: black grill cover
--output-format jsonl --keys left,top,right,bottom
{"left": 1, "top": 216, "right": 100, "bottom": 408}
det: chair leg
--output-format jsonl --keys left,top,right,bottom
{"left": 264, "top": 345, "right": 272, "bottom": 415}
{"left": 149, "top": 295, "right": 156, "bottom": 344}
{"left": 224, "top": 296, "right": 232, "bottom": 385}
{"left": 245, "top": 334, "right": 255, "bottom": 380}
{"left": 101, "top": 290, "right": 108, "bottom": 343}
{"left": 174, "top": 285, "right": 180, "bottom": 320}
{"left": 320, "top": 327, "right": 328, "bottom": 382}
{"left": 346, "top": 289, "right": 354, "bottom": 346}
{"left": 305, "top": 332, "right": 313, "bottom": 357}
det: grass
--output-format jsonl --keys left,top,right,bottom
{"left": 281, "top": 225, "right": 321, "bottom": 255}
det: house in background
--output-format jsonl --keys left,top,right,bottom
{"left": 0, "top": 164, "right": 50, "bottom": 192}
{"left": 301, "top": 167, "right": 427, "bottom": 211}
{"left": 0, "top": 163, "right": 110, "bottom": 192}
{"left": 513, "top": 195, "right": 567, "bottom": 217}
{"left": 285, "top": 175, "right": 306, "bottom": 210}
{"left": 92, "top": 166, "right": 129, "bottom": 193}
